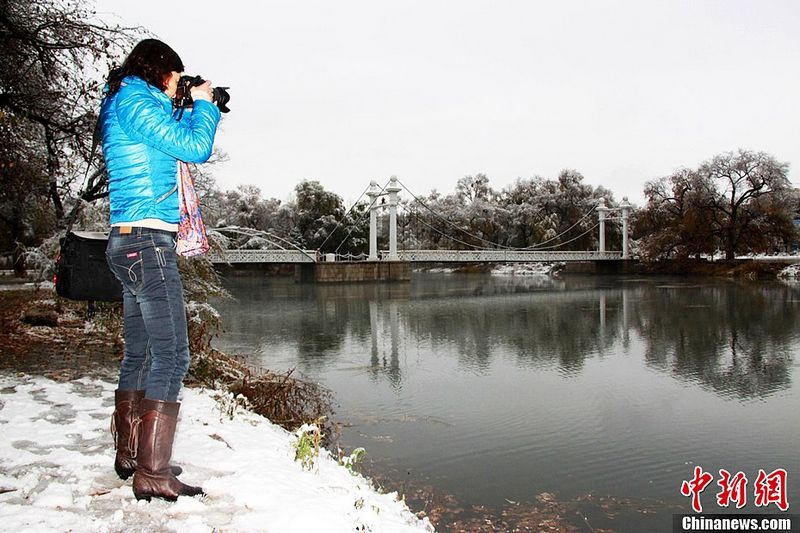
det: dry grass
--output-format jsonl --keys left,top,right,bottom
{"left": 186, "top": 349, "right": 335, "bottom": 439}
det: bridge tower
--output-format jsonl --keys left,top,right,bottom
{"left": 368, "top": 176, "right": 402, "bottom": 261}
{"left": 367, "top": 181, "right": 380, "bottom": 261}
{"left": 386, "top": 177, "right": 402, "bottom": 261}
{"left": 620, "top": 198, "right": 631, "bottom": 259}
{"left": 596, "top": 198, "right": 633, "bottom": 259}
{"left": 597, "top": 199, "right": 608, "bottom": 253}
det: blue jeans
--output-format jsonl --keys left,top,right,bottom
{"left": 106, "top": 227, "right": 189, "bottom": 402}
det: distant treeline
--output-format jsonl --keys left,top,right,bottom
{"left": 199, "top": 170, "right": 621, "bottom": 256}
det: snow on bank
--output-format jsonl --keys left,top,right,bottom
{"left": 414, "top": 262, "right": 563, "bottom": 276}
{"left": 778, "top": 263, "right": 800, "bottom": 279}
{"left": 413, "top": 266, "right": 458, "bottom": 273}
{"left": 0, "top": 374, "right": 433, "bottom": 533}
{"left": 490, "top": 262, "right": 563, "bottom": 277}
{"left": 0, "top": 281, "right": 54, "bottom": 292}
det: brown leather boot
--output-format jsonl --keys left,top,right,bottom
{"left": 111, "top": 390, "right": 182, "bottom": 480}
{"left": 132, "top": 399, "right": 203, "bottom": 502}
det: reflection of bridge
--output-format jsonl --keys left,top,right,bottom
{"left": 367, "top": 283, "right": 633, "bottom": 386}
{"left": 209, "top": 176, "right": 633, "bottom": 267}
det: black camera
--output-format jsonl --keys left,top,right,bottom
{"left": 173, "top": 75, "right": 230, "bottom": 113}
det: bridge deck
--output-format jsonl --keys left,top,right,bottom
{"left": 208, "top": 249, "right": 624, "bottom": 263}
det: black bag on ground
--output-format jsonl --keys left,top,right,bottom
{"left": 55, "top": 231, "right": 122, "bottom": 302}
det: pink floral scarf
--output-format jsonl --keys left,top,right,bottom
{"left": 176, "top": 162, "right": 210, "bottom": 257}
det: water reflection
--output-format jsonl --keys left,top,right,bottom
{"left": 633, "top": 282, "right": 797, "bottom": 399}
{"left": 368, "top": 300, "right": 402, "bottom": 388}
{"left": 213, "top": 274, "right": 800, "bottom": 529}
{"left": 214, "top": 275, "right": 799, "bottom": 401}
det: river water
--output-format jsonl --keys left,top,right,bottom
{"left": 212, "top": 273, "right": 800, "bottom": 531}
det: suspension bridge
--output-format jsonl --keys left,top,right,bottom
{"left": 208, "top": 177, "right": 633, "bottom": 281}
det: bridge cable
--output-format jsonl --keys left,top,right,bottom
{"left": 217, "top": 225, "right": 309, "bottom": 250}
{"left": 209, "top": 226, "right": 285, "bottom": 249}
{"left": 406, "top": 209, "right": 602, "bottom": 252}
{"left": 396, "top": 177, "right": 598, "bottom": 250}
{"left": 332, "top": 179, "right": 391, "bottom": 255}
{"left": 405, "top": 208, "right": 493, "bottom": 250}
{"left": 316, "top": 183, "right": 372, "bottom": 253}
{"left": 523, "top": 221, "right": 601, "bottom": 251}
{"left": 395, "top": 179, "right": 515, "bottom": 250}
{"left": 395, "top": 178, "right": 601, "bottom": 251}
{"left": 210, "top": 226, "right": 317, "bottom": 262}
{"left": 521, "top": 206, "right": 600, "bottom": 250}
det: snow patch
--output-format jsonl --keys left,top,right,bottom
{"left": 490, "top": 262, "right": 564, "bottom": 277}
{"left": 0, "top": 281, "right": 54, "bottom": 292}
{"left": 416, "top": 266, "right": 458, "bottom": 273}
{"left": 778, "top": 264, "right": 800, "bottom": 279}
{"left": 0, "top": 374, "right": 432, "bottom": 533}
{"left": 185, "top": 301, "right": 221, "bottom": 324}
{"left": 32, "top": 483, "right": 74, "bottom": 509}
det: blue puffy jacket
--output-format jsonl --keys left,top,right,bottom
{"left": 100, "top": 75, "right": 221, "bottom": 225}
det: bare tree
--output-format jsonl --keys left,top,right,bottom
{"left": 1, "top": 0, "right": 137, "bottom": 272}
{"left": 699, "top": 150, "right": 793, "bottom": 260}
{"left": 635, "top": 150, "right": 795, "bottom": 261}
{"left": 634, "top": 169, "right": 716, "bottom": 260}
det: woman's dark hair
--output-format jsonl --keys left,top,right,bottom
{"left": 106, "top": 39, "right": 184, "bottom": 95}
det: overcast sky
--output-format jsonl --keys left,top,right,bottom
{"left": 95, "top": 0, "right": 799, "bottom": 206}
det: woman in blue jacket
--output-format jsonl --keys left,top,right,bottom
{"left": 101, "top": 39, "right": 220, "bottom": 502}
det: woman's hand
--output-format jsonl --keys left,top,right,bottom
{"left": 190, "top": 80, "right": 213, "bottom": 102}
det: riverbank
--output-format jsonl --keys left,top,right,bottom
{"left": 0, "top": 287, "right": 431, "bottom": 532}
{"left": 418, "top": 258, "right": 800, "bottom": 279}
{"left": 0, "top": 373, "right": 431, "bottom": 532}
{"left": 636, "top": 258, "right": 799, "bottom": 279}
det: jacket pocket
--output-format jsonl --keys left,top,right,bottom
{"left": 155, "top": 184, "right": 178, "bottom": 204}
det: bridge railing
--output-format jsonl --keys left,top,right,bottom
{"left": 207, "top": 248, "right": 624, "bottom": 263}
{"left": 381, "top": 250, "right": 624, "bottom": 262}
{"left": 208, "top": 249, "right": 318, "bottom": 264}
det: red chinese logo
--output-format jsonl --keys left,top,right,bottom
{"left": 681, "top": 466, "right": 714, "bottom": 513}
{"left": 716, "top": 469, "right": 748, "bottom": 509}
{"left": 681, "top": 466, "right": 790, "bottom": 513}
{"left": 754, "top": 468, "right": 788, "bottom": 511}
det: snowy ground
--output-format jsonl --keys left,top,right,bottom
{"left": 414, "top": 262, "right": 563, "bottom": 276}
{"left": 489, "top": 262, "right": 563, "bottom": 276}
{"left": 738, "top": 254, "right": 800, "bottom": 261}
{"left": 0, "top": 374, "right": 432, "bottom": 533}
{"left": 778, "top": 263, "right": 800, "bottom": 279}
{"left": 0, "top": 281, "right": 54, "bottom": 292}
